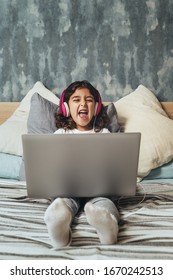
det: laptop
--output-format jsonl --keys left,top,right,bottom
{"left": 22, "top": 133, "right": 141, "bottom": 198}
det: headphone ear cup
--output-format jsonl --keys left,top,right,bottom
{"left": 95, "top": 102, "right": 102, "bottom": 116}
{"left": 94, "top": 103, "right": 98, "bottom": 116}
{"left": 59, "top": 89, "right": 70, "bottom": 117}
{"left": 95, "top": 90, "right": 102, "bottom": 116}
{"left": 64, "top": 102, "right": 70, "bottom": 117}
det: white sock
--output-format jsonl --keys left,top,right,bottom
{"left": 84, "top": 202, "right": 119, "bottom": 245}
{"left": 44, "top": 198, "right": 73, "bottom": 249}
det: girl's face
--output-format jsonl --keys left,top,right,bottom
{"left": 68, "top": 88, "right": 96, "bottom": 131}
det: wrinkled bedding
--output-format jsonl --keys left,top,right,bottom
{"left": 0, "top": 179, "right": 173, "bottom": 259}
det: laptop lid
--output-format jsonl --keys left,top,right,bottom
{"left": 22, "top": 133, "right": 141, "bottom": 198}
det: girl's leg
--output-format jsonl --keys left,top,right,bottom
{"left": 44, "top": 198, "right": 80, "bottom": 248}
{"left": 84, "top": 197, "right": 119, "bottom": 244}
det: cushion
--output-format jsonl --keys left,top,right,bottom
{"left": 0, "top": 153, "right": 22, "bottom": 180}
{"left": 144, "top": 160, "right": 173, "bottom": 180}
{"left": 27, "top": 93, "right": 58, "bottom": 134}
{"left": 105, "top": 103, "right": 120, "bottom": 133}
{"left": 0, "top": 81, "right": 59, "bottom": 156}
{"left": 20, "top": 92, "right": 59, "bottom": 180}
{"left": 114, "top": 85, "right": 173, "bottom": 179}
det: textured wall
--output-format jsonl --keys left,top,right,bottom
{"left": 0, "top": 0, "right": 173, "bottom": 102}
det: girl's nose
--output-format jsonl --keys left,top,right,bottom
{"left": 80, "top": 100, "right": 87, "bottom": 106}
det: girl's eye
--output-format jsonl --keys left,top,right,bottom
{"left": 72, "top": 98, "right": 94, "bottom": 103}
{"left": 86, "top": 99, "right": 93, "bottom": 103}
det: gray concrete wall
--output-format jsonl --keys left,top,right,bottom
{"left": 0, "top": 0, "right": 173, "bottom": 101}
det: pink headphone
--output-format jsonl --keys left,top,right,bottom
{"left": 59, "top": 89, "right": 102, "bottom": 117}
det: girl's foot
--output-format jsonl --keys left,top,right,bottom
{"left": 84, "top": 202, "right": 118, "bottom": 244}
{"left": 44, "top": 198, "right": 72, "bottom": 248}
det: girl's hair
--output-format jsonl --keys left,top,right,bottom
{"left": 55, "top": 80, "right": 110, "bottom": 132}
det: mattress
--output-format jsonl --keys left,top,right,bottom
{"left": 0, "top": 178, "right": 173, "bottom": 260}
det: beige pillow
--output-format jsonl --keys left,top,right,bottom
{"left": 0, "top": 81, "right": 59, "bottom": 156}
{"left": 114, "top": 85, "right": 173, "bottom": 179}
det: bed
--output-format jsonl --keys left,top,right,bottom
{"left": 0, "top": 82, "right": 173, "bottom": 260}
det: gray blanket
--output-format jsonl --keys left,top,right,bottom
{"left": 0, "top": 181, "right": 173, "bottom": 259}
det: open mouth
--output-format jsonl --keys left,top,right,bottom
{"left": 78, "top": 110, "right": 88, "bottom": 119}
{"left": 78, "top": 110, "right": 88, "bottom": 115}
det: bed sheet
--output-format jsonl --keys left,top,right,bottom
{"left": 0, "top": 178, "right": 173, "bottom": 260}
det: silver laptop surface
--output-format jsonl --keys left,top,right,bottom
{"left": 22, "top": 133, "right": 141, "bottom": 198}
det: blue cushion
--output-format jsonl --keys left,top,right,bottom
{"left": 0, "top": 153, "right": 22, "bottom": 180}
{"left": 144, "top": 160, "right": 173, "bottom": 180}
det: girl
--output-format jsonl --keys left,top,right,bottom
{"left": 44, "top": 80, "right": 119, "bottom": 248}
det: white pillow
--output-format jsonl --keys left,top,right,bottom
{"left": 0, "top": 81, "right": 59, "bottom": 156}
{"left": 114, "top": 85, "right": 173, "bottom": 179}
